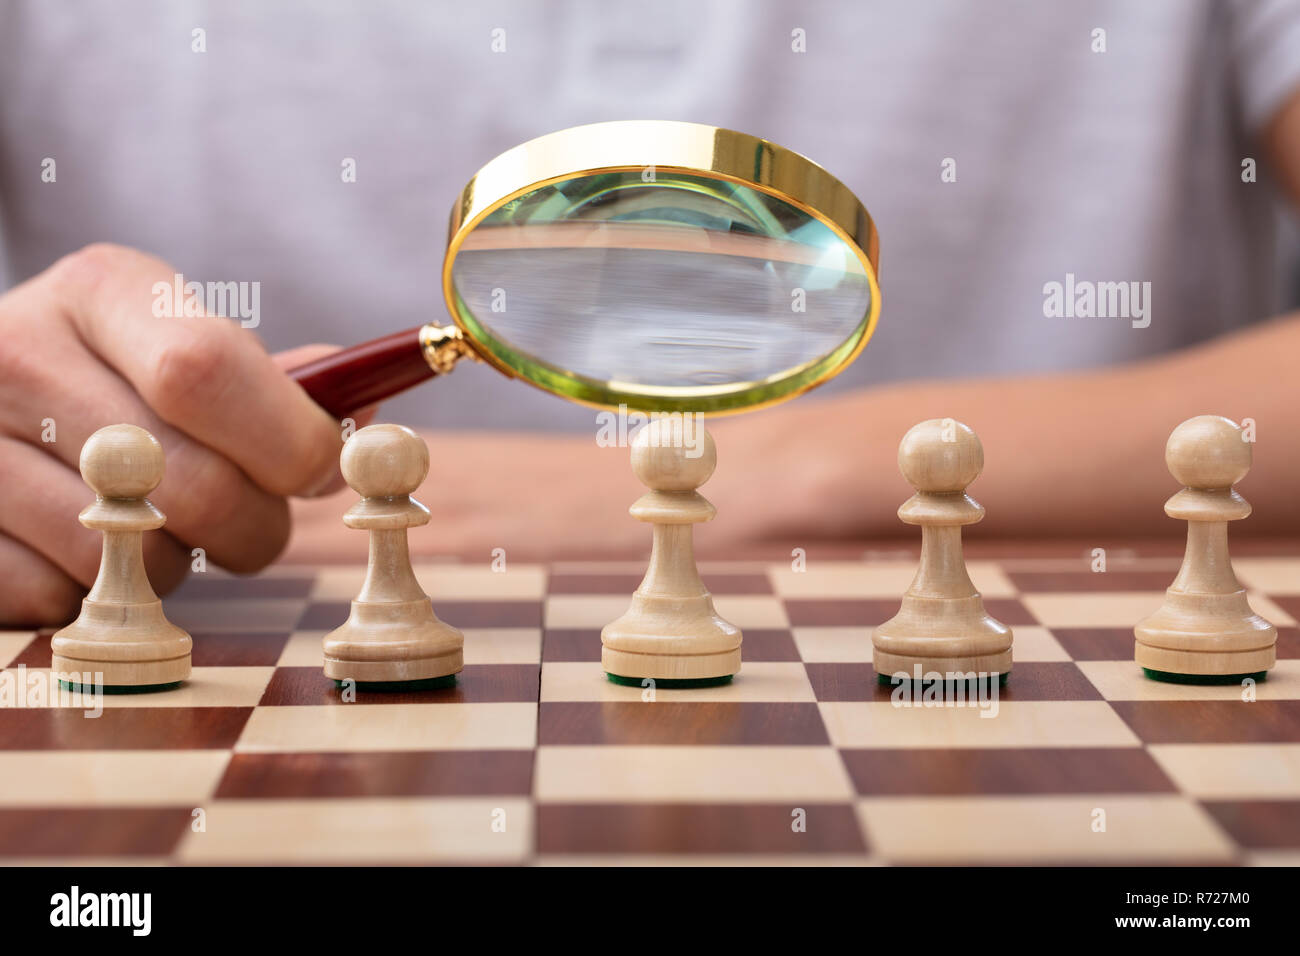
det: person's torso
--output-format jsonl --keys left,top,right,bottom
{"left": 0, "top": 0, "right": 1289, "bottom": 428}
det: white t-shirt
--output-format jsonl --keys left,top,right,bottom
{"left": 2, "top": 0, "right": 1298, "bottom": 428}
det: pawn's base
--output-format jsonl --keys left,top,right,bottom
{"left": 872, "top": 648, "right": 1013, "bottom": 685}
{"left": 332, "top": 675, "right": 458, "bottom": 692}
{"left": 58, "top": 680, "right": 182, "bottom": 695}
{"left": 1134, "top": 634, "right": 1275, "bottom": 682}
{"left": 322, "top": 649, "right": 463, "bottom": 684}
{"left": 1142, "top": 668, "right": 1267, "bottom": 686}
{"left": 51, "top": 653, "right": 191, "bottom": 690}
{"left": 606, "top": 672, "right": 733, "bottom": 688}
{"left": 322, "top": 603, "right": 464, "bottom": 685}
{"left": 600, "top": 646, "right": 741, "bottom": 684}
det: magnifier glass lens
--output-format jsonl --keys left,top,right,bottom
{"left": 448, "top": 171, "right": 873, "bottom": 402}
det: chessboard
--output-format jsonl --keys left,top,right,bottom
{"left": 1, "top": 551, "right": 1298, "bottom": 866}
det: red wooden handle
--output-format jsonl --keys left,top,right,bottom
{"left": 288, "top": 325, "right": 437, "bottom": 419}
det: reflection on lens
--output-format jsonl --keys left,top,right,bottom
{"left": 449, "top": 171, "right": 872, "bottom": 396}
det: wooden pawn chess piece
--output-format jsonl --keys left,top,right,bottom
{"left": 322, "top": 424, "right": 463, "bottom": 689}
{"left": 1134, "top": 415, "right": 1276, "bottom": 683}
{"left": 601, "top": 418, "right": 742, "bottom": 686}
{"left": 51, "top": 424, "right": 192, "bottom": 692}
{"left": 872, "top": 419, "right": 1013, "bottom": 682}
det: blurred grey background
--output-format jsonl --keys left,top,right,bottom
{"left": 1, "top": 0, "right": 1298, "bottom": 429}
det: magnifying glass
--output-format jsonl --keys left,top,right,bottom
{"left": 289, "top": 120, "right": 880, "bottom": 418}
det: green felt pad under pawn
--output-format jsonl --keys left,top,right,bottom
{"left": 333, "top": 675, "right": 458, "bottom": 692}
{"left": 606, "top": 673, "right": 734, "bottom": 688}
{"left": 1142, "top": 668, "right": 1267, "bottom": 686}
{"left": 58, "top": 680, "right": 182, "bottom": 695}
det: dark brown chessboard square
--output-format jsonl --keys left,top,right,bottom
{"left": 1202, "top": 800, "right": 1300, "bottom": 849}
{"left": 1270, "top": 596, "right": 1300, "bottom": 622}
{"left": 0, "top": 707, "right": 252, "bottom": 750}
{"left": 1276, "top": 627, "right": 1300, "bottom": 659}
{"left": 538, "top": 701, "right": 831, "bottom": 745}
{"left": 169, "top": 575, "right": 315, "bottom": 600}
{"left": 536, "top": 803, "right": 865, "bottom": 854}
{"left": 1110, "top": 700, "right": 1300, "bottom": 744}
{"left": 702, "top": 572, "right": 774, "bottom": 594}
{"left": 735, "top": 629, "right": 801, "bottom": 661}
{"left": 298, "top": 600, "right": 541, "bottom": 630}
{"left": 216, "top": 750, "right": 535, "bottom": 798}
{"left": 805, "top": 662, "right": 1101, "bottom": 701}
{"left": 804, "top": 662, "right": 876, "bottom": 701}
{"left": 259, "top": 665, "right": 540, "bottom": 705}
{"left": 784, "top": 599, "right": 900, "bottom": 626}
{"left": 190, "top": 632, "right": 291, "bottom": 667}
{"left": 541, "top": 629, "right": 602, "bottom": 661}
{"left": 1051, "top": 628, "right": 1135, "bottom": 661}
{"left": 1006, "top": 570, "right": 1175, "bottom": 592}
{"left": 839, "top": 748, "right": 1178, "bottom": 796}
{"left": 0, "top": 808, "right": 194, "bottom": 857}
{"left": 980, "top": 598, "right": 1039, "bottom": 626}
{"left": 546, "top": 572, "right": 646, "bottom": 594}
{"left": 995, "top": 662, "right": 1103, "bottom": 700}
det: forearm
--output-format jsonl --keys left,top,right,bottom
{"left": 285, "top": 313, "right": 1300, "bottom": 561}
{"left": 713, "top": 312, "right": 1300, "bottom": 541}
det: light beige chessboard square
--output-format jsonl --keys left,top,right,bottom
{"left": 13, "top": 667, "right": 274, "bottom": 708}
{"left": 819, "top": 701, "right": 1142, "bottom": 749}
{"left": 1021, "top": 592, "right": 1170, "bottom": 628}
{"left": 540, "top": 661, "right": 816, "bottom": 702}
{"left": 175, "top": 797, "right": 532, "bottom": 864}
{"left": 0, "top": 751, "right": 230, "bottom": 806}
{"left": 534, "top": 746, "right": 854, "bottom": 803}
{"left": 1242, "top": 593, "right": 1298, "bottom": 627}
{"left": 1005, "top": 626, "right": 1072, "bottom": 662}
{"left": 234, "top": 702, "right": 537, "bottom": 752}
{"left": 856, "top": 795, "right": 1236, "bottom": 863}
{"left": 1232, "top": 557, "right": 1300, "bottom": 595}
{"left": 278, "top": 631, "right": 331, "bottom": 667}
{"left": 792, "top": 627, "right": 872, "bottom": 663}
{"left": 459, "top": 628, "right": 542, "bottom": 664}
{"left": 1024, "top": 591, "right": 1297, "bottom": 629}
{"left": 1078, "top": 660, "right": 1300, "bottom": 701}
{"left": 0, "top": 632, "right": 35, "bottom": 669}
{"left": 1148, "top": 744, "right": 1300, "bottom": 799}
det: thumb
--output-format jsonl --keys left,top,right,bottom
{"left": 273, "top": 344, "right": 371, "bottom": 497}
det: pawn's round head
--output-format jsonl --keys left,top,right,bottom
{"left": 1166, "top": 415, "right": 1251, "bottom": 489}
{"left": 630, "top": 417, "right": 716, "bottom": 491}
{"left": 897, "top": 418, "right": 983, "bottom": 493}
{"left": 341, "top": 424, "right": 429, "bottom": 498}
{"left": 80, "top": 424, "right": 165, "bottom": 499}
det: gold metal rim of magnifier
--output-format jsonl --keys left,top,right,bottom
{"left": 436, "top": 119, "right": 882, "bottom": 415}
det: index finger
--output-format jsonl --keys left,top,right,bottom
{"left": 47, "top": 244, "right": 343, "bottom": 497}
